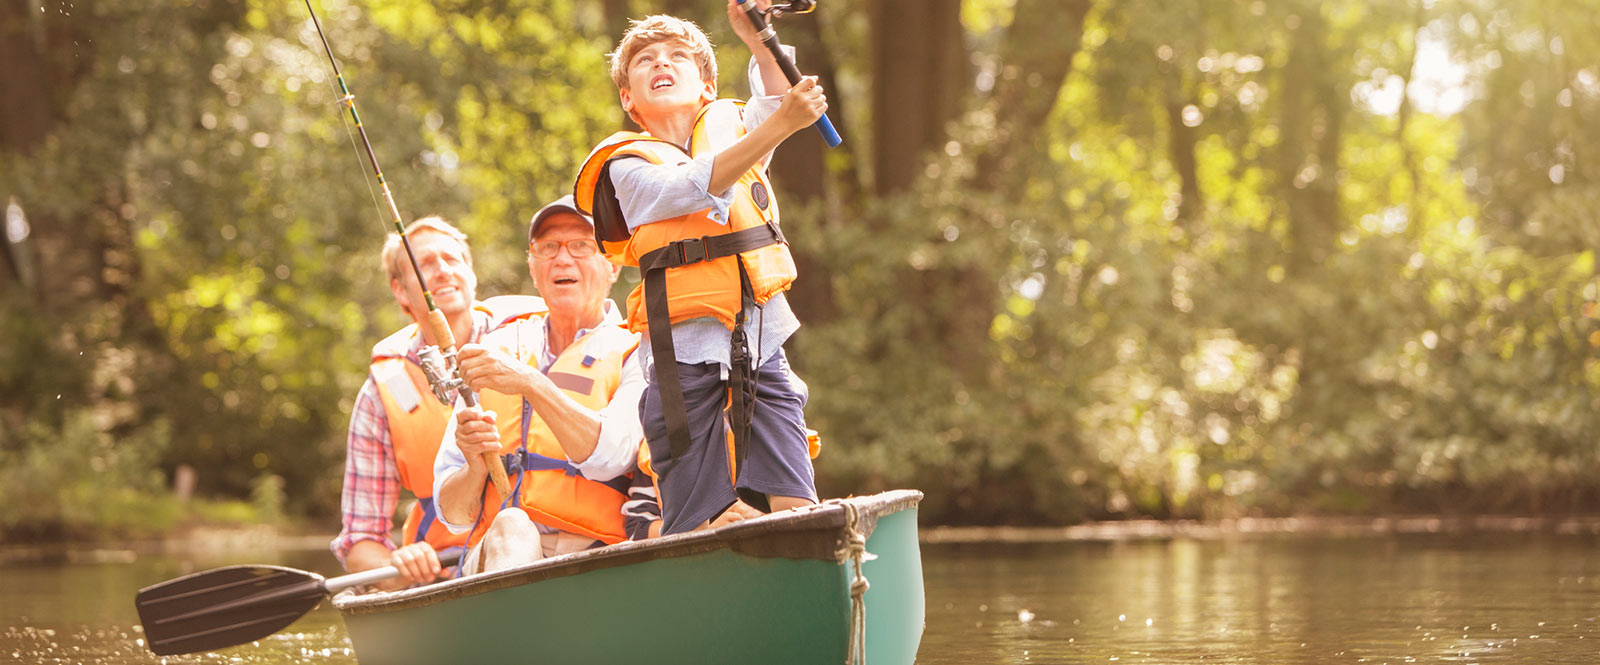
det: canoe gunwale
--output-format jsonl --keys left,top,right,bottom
{"left": 334, "top": 489, "right": 922, "bottom": 616}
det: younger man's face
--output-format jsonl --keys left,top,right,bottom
{"left": 391, "top": 230, "right": 476, "bottom": 321}
{"left": 619, "top": 39, "right": 715, "bottom": 119}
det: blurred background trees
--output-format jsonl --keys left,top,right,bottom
{"left": 2, "top": 0, "right": 1596, "bottom": 538}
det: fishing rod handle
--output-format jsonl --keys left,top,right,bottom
{"left": 325, "top": 549, "right": 465, "bottom": 594}
{"left": 426, "top": 309, "right": 513, "bottom": 496}
{"left": 737, "top": 0, "right": 843, "bottom": 148}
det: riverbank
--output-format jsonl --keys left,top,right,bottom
{"left": 10, "top": 512, "right": 1600, "bottom": 566}
{"left": 0, "top": 525, "right": 332, "bottom": 566}
{"left": 923, "top": 513, "right": 1600, "bottom": 544}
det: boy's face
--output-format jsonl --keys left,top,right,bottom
{"left": 619, "top": 39, "right": 715, "bottom": 120}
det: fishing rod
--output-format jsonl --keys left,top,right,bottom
{"left": 302, "top": 0, "right": 511, "bottom": 497}
{"left": 735, "top": 0, "right": 842, "bottom": 147}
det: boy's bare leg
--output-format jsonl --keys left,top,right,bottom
{"left": 481, "top": 509, "right": 544, "bottom": 573}
{"left": 767, "top": 495, "right": 815, "bottom": 512}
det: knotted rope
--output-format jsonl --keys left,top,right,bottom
{"left": 840, "top": 501, "right": 871, "bottom": 665}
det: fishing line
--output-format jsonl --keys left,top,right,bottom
{"left": 305, "top": 10, "right": 388, "bottom": 238}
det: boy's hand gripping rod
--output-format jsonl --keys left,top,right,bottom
{"left": 303, "top": 0, "right": 511, "bottom": 497}
{"left": 736, "top": 0, "right": 843, "bottom": 147}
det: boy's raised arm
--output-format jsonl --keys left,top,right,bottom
{"left": 727, "top": 0, "right": 788, "bottom": 97}
{"left": 706, "top": 76, "right": 826, "bottom": 194}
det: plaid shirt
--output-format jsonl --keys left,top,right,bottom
{"left": 329, "top": 312, "right": 487, "bottom": 564}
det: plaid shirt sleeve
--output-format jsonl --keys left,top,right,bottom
{"left": 330, "top": 375, "right": 402, "bottom": 565}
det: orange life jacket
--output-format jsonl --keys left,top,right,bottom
{"left": 370, "top": 296, "right": 547, "bottom": 550}
{"left": 573, "top": 99, "right": 797, "bottom": 333}
{"left": 471, "top": 319, "right": 640, "bottom": 546}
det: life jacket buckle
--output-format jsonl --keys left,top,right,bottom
{"left": 675, "top": 236, "right": 707, "bottom": 265}
{"left": 501, "top": 451, "right": 524, "bottom": 477}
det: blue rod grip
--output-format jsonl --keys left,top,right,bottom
{"left": 814, "top": 113, "right": 842, "bottom": 148}
{"left": 738, "top": 0, "right": 842, "bottom": 148}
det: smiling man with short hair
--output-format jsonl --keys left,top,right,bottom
{"left": 334, "top": 216, "right": 546, "bottom": 590}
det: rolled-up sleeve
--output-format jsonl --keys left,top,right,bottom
{"left": 572, "top": 348, "right": 649, "bottom": 481}
{"left": 611, "top": 154, "right": 735, "bottom": 229}
{"left": 431, "top": 405, "right": 474, "bottom": 534}
{"left": 743, "top": 51, "right": 789, "bottom": 133}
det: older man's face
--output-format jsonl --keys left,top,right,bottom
{"left": 529, "top": 213, "right": 617, "bottom": 315}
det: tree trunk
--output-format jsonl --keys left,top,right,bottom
{"left": 932, "top": 0, "right": 1089, "bottom": 375}
{"left": 600, "top": 0, "right": 633, "bottom": 41}
{"left": 1398, "top": 1, "right": 1425, "bottom": 238}
{"left": 867, "top": 0, "right": 966, "bottom": 196}
{"left": 0, "top": 0, "right": 56, "bottom": 154}
{"left": 1166, "top": 97, "right": 1202, "bottom": 228}
{"left": 972, "top": 0, "right": 1092, "bottom": 192}
{"left": 1278, "top": 8, "right": 1342, "bottom": 272}
{"left": 765, "top": 13, "right": 843, "bottom": 326}
{"left": 0, "top": 0, "right": 55, "bottom": 297}
{"left": 764, "top": 13, "right": 830, "bottom": 206}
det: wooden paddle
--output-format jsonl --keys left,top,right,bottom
{"left": 135, "top": 550, "right": 461, "bottom": 656}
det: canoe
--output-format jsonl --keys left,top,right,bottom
{"left": 332, "top": 489, "right": 926, "bottom": 665}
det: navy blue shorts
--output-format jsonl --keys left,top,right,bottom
{"left": 641, "top": 351, "right": 818, "bottom": 535}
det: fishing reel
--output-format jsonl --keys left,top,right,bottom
{"left": 417, "top": 345, "right": 466, "bottom": 405}
{"left": 764, "top": 0, "right": 816, "bottom": 19}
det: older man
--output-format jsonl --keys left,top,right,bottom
{"left": 333, "top": 217, "right": 543, "bottom": 590}
{"left": 433, "top": 196, "right": 655, "bottom": 573}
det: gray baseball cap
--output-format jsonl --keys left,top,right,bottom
{"left": 528, "top": 194, "right": 594, "bottom": 242}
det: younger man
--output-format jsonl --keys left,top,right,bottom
{"left": 333, "top": 217, "right": 542, "bottom": 590}
{"left": 574, "top": 2, "right": 826, "bottom": 535}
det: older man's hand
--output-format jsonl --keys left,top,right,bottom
{"left": 454, "top": 406, "right": 501, "bottom": 474}
{"left": 458, "top": 343, "right": 531, "bottom": 396}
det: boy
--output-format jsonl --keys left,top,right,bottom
{"left": 574, "top": 2, "right": 826, "bottom": 535}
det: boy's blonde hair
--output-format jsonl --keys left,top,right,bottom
{"left": 382, "top": 216, "right": 471, "bottom": 283}
{"left": 607, "top": 15, "right": 718, "bottom": 93}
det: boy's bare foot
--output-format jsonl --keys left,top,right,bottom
{"left": 703, "top": 499, "right": 765, "bottom": 530}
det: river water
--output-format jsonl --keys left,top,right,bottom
{"left": 4, "top": 529, "right": 1599, "bottom": 663}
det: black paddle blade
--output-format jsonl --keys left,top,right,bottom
{"left": 135, "top": 565, "right": 327, "bottom": 656}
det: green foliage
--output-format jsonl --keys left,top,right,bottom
{"left": 0, "top": 409, "right": 179, "bottom": 538}
{"left": 4, "top": 0, "right": 1599, "bottom": 539}
{"left": 796, "top": 0, "right": 1600, "bottom": 522}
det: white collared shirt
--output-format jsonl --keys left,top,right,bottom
{"left": 432, "top": 300, "right": 645, "bottom": 535}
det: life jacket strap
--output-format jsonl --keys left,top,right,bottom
{"left": 637, "top": 222, "right": 785, "bottom": 272}
{"left": 727, "top": 262, "right": 758, "bottom": 488}
{"left": 504, "top": 398, "right": 631, "bottom": 497}
{"left": 638, "top": 222, "right": 785, "bottom": 463}
{"left": 413, "top": 496, "right": 438, "bottom": 544}
{"left": 498, "top": 449, "right": 630, "bottom": 496}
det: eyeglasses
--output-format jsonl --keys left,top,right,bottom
{"left": 530, "top": 238, "right": 599, "bottom": 259}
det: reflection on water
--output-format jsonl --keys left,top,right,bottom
{"left": 918, "top": 534, "right": 1600, "bottom": 664}
{"left": 4, "top": 532, "right": 1599, "bottom": 663}
{"left": 0, "top": 548, "right": 351, "bottom": 665}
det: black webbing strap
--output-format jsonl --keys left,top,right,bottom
{"left": 727, "top": 263, "right": 757, "bottom": 478}
{"left": 638, "top": 222, "right": 785, "bottom": 461}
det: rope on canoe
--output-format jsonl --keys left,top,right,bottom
{"left": 842, "top": 501, "right": 870, "bottom": 665}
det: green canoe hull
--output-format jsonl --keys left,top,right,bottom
{"left": 335, "top": 490, "right": 925, "bottom": 665}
